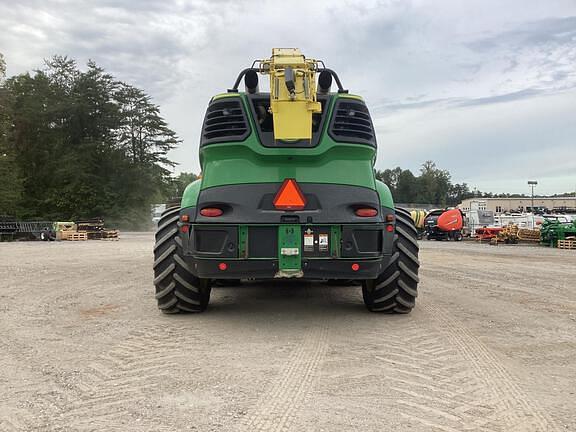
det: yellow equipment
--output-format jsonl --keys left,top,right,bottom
{"left": 491, "top": 223, "right": 520, "bottom": 245}
{"left": 54, "top": 221, "right": 77, "bottom": 232}
{"left": 491, "top": 224, "right": 540, "bottom": 245}
{"left": 259, "top": 48, "right": 322, "bottom": 140}
{"left": 410, "top": 210, "right": 426, "bottom": 230}
{"left": 518, "top": 227, "right": 540, "bottom": 242}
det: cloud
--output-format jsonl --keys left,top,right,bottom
{"left": 373, "top": 88, "right": 576, "bottom": 195}
{"left": 467, "top": 16, "right": 576, "bottom": 51}
{"left": 0, "top": 0, "right": 227, "bottom": 98}
{"left": 375, "top": 87, "right": 553, "bottom": 113}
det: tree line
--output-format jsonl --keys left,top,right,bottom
{"left": 375, "top": 161, "right": 475, "bottom": 206}
{"left": 376, "top": 162, "right": 575, "bottom": 206}
{"left": 0, "top": 54, "right": 183, "bottom": 228}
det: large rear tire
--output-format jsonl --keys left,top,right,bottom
{"left": 362, "top": 207, "right": 420, "bottom": 313}
{"left": 153, "top": 206, "right": 211, "bottom": 313}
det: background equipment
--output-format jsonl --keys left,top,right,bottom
{"left": 424, "top": 209, "right": 464, "bottom": 241}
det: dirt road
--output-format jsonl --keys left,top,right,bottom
{"left": 1, "top": 233, "right": 574, "bottom": 431}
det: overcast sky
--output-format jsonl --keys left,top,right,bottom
{"left": 1, "top": 0, "right": 575, "bottom": 194}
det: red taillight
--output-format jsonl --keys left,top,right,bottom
{"left": 355, "top": 208, "right": 378, "bottom": 217}
{"left": 351, "top": 263, "right": 360, "bottom": 271}
{"left": 180, "top": 225, "right": 189, "bottom": 233}
{"left": 200, "top": 207, "right": 223, "bottom": 217}
{"left": 386, "top": 225, "right": 394, "bottom": 232}
{"left": 218, "top": 262, "right": 227, "bottom": 271}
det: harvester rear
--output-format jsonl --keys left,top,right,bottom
{"left": 153, "top": 49, "right": 420, "bottom": 313}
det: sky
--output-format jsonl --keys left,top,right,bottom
{"left": 1, "top": 0, "right": 575, "bottom": 195}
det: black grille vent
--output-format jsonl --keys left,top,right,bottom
{"left": 201, "top": 98, "right": 250, "bottom": 145}
{"left": 329, "top": 100, "right": 376, "bottom": 146}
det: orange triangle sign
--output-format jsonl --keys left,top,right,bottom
{"left": 273, "top": 179, "right": 307, "bottom": 210}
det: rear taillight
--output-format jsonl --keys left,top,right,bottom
{"left": 355, "top": 208, "right": 378, "bottom": 217}
{"left": 200, "top": 207, "right": 223, "bottom": 217}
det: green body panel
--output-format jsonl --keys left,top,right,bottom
{"left": 375, "top": 180, "right": 394, "bottom": 209}
{"left": 181, "top": 179, "right": 202, "bottom": 209}
{"left": 278, "top": 225, "right": 301, "bottom": 271}
{"left": 199, "top": 142, "right": 375, "bottom": 189}
{"left": 330, "top": 225, "right": 340, "bottom": 258}
{"left": 238, "top": 225, "right": 248, "bottom": 258}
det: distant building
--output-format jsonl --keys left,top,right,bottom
{"left": 458, "top": 197, "right": 576, "bottom": 214}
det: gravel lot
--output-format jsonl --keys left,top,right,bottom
{"left": 0, "top": 233, "right": 575, "bottom": 431}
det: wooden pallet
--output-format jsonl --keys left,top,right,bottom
{"left": 101, "top": 230, "right": 119, "bottom": 240}
{"left": 61, "top": 231, "right": 88, "bottom": 241}
{"left": 557, "top": 239, "right": 576, "bottom": 250}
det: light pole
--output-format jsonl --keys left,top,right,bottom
{"left": 528, "top": 180, "right": 538, "bottom": 213}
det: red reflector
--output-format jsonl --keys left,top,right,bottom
{"left": 355, "top": 208, "right": 378, "bottom": 217}
{"left": 180, "top": 225, "right": 189, "bottom": 233}
{"left": 351, "top": 263, "right": 360, "bottom": 271}
{"left": 273, "top": 179, "right": 307, "bottom": 210}
{"left": 200, "top": 207, "right": 223, "bottom": 217}
{"left": 386, "top": 225, "right": 394, "bottom": 232}
{"left": 218, "top": 262, "right": 227, "bottom": 271}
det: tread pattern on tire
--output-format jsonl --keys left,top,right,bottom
{"left": 153, "top": 206, "right": 210, "bottom": 313}
{"left": 363, "top": 207, "right": 420, "bottom": 313}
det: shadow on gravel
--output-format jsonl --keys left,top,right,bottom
{"left": 157, "top": 280, "right": 416, "bottom": 341}
{"left": 167, "top": 280, "right": 417, "bottom": 320}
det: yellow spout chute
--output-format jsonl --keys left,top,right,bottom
{"left": 259, "top": 48, "right": 322, "bottom": 140}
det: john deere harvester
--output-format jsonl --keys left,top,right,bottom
{"left": 153, "top": 49, "right": 420, "bottom": 313}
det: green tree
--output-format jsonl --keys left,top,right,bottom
{"left": 395, "top": 169, "right": 418, "bottom": 203}
{"left": 376, "top": 161, "right": 473, "bottom": 205}
{"left": 447, "top": 182, "right": 474, "bottom": 206}
{"left": 417, "top": 160, "right": 451, "bottom": 205}
{"left": 115, "top": 83, "right": 179, "bottom": 166}
{"left": 0, "top": 52, "right": 24, "bottom": 216}
{"left": 375, "top": 167, "right": 402, "bottom": 197}
{"left": 169, "top": 172, "right": 199, "bottom": 197}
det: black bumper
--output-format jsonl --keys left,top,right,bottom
{"left": 187, "top": 256, "right": 389, "bottom": 280}
{"left": 179, "top": 207, "right": 395, "bottom": 280}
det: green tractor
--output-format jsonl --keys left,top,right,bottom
{"left": 153, "top": 49, "right": 420, "bottom": 313}
{"left": 540, "top": 218, "right": 576, "bottom": 247}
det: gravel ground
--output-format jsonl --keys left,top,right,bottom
{"left": 0, "top": 233, "right": 575, "bottom": 431}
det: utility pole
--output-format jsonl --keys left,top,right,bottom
{"left": 528, "top": 180, "right": 538, "bottom": 213}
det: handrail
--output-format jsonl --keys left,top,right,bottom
{"left": 228, "top": 66, "right": 348, "bottom": 93}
